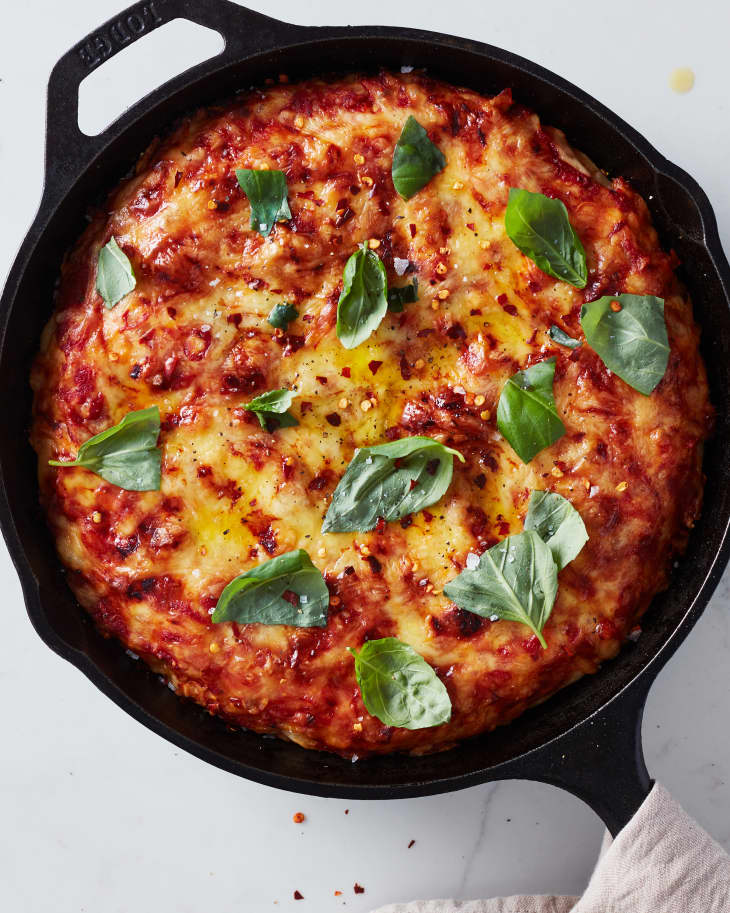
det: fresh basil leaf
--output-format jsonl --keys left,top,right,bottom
{"left": 212, "top": 549, "right": 328, "bottom": 627}
{"left": 549, "top": 325, "right": 582, "bottom": 349}
{"left": 387, "top": 278, "right": 419, "bottom": 313}
{"left": 96, "top": 237, "right": 136, "bottom": 309}
{"left": 392, "top": 116, "right": 446, "bottom": 200}
{"left": 580, "top": 294, "right": 669, "bottom": 395}
{"left": 267, "top": 302, "right": 299, "bottom": 329}
{"left": 235, "top": 168, "right": 292, "bottom": 237}
{"left": 524, "top": 490, "right": 588, "bottom": 571}
{"left": 244, "top": 388, "right": 298, "bottom": 431}
{"left": 349, "top": 637, "right": 451, "bottom": 729}
{"left": 505, "top": 188, "right": 587, "bottom": 288}
{"left": 336, "top": 242, "right": 388, "bottom": 349}
{"left": 48, "top": 406, "right": 161, "bottom": 491}
{"left": 497, "top": 357, "right": 565, "bottom": 463}
{"left": 322, "top": 436, "right": 464, "bottom": 533}
{"left": 444, "top": 530, "right": 557, "bottom": 648}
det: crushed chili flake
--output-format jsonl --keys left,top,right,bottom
{"left": 354, "top": 884, "right": 365, "bottom": 894}
{"left": 409, "top": 223, "right": 417, "bottom": 237}
{"left": 409, "top": 478, "right": 418, "bottom": 491}
{"left": 470, "top": 308, "right": 482, "bottom": 316}
{"left": 335, "top": 206, "right": 354, "bottom": 227}
{"left": 422, "top": 510, "right": 434, "bottom": 522}
{"left": 341, "top": 366, "right": 351, "bottom": 378}
{"left": 293, "top": 890, "right": 304, "bottom": 900}
{"left": 325, "top": 412, "right": 341, "bottom": 427}
{"left": 334, "top": 891, "right": 343, "bottom": 897}
{"left": 292, "top": 812, "right": 306, "bottom": 824}
{"left": 400, "top": 515, "right": 413, "bottom": 529}
{"left": 375, "top": 516, "right": 386, "bottom": 534}
{"left": 408, "top": 839, "right": 416, "bottom": 848}
{"left": 300, "top": 401, "right": 313, "bottom": 414}
{"left": 466, "top": 222, "right": 476, "bottom": 231}
{"left": 473, "top": 473, "right": 486, "bottom": 489}
{"left": 368, "top": 360, "right": 383, "bottom": 375}
{"left": 316, "top": 375, "right": 328, "bottom": 385}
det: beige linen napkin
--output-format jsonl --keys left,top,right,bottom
{"left": 372, "top": 783, "right": 730, "bottom": 913}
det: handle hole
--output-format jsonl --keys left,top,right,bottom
{"left": 77, "top": 18, "right": 224, "bottom": 136}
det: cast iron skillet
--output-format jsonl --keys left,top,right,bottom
{"left": 2, "top": 0, "right": 730, "bottom": 836}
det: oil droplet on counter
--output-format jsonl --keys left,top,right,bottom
{"left": 669, "top": 67, "right": 695, "bottom": 93}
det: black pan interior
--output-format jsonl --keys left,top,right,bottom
{"left": 3, "top": 31, "right": 730, "bottom": 797}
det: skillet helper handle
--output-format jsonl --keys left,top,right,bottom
{"left": 517, "top": 675, "right": 653, "bottom": 837}
{"left": 43, "top": 0, "right": 298, "bottom": 201}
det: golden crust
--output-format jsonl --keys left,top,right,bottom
{"left": 30, "top": 72, "right": 712, "bottom": 756}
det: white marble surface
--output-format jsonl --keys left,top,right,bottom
{"left": 1, "top": 1, "right": 729, "bottom": 910}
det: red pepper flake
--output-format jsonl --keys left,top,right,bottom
{"left": 167, "top": 306, "right": 177, "bottom": 318}
{"left": 341, "top": 366, "right": 351, "bottom": 378}
{"left": 316, "top": 376, "right": 328, "bottom": 385}
{"left": 400, "top": 515, "right": 413, "bottom": 529}
{"left": 368, "top": 360, "right": 383, "bottom": 375}
{"left": 375, "top": 516, "right": 386, "bottom": 534}
{"left": 335, "top": 206, "right": 355, "bottom": 227}
{"left": 446, "top": 323, "right": 467, "bottom": 340}
{"left": 466, "top": 222, "right": 476, "bottom": 231}
{"left": 409, "top": 478, "right": 418, "bottom": 491}
{"left": 344, "top": 809, "right": 349, "bottom": 814}
{"left": 473, "top": 473, "right": 486, "bottom": 489}
{"left": 408, "top": 839, "right": 416, "bottom": 848}
{"left": 354, "top": 884, "right": 365, "bottom": 895}
{"left": 292, "top": 812, "right": 305, "bottom": 824}
{"left": 422, "top": 510, "right": 434, "bottom": 522}
{"left": 227, "top": 313, "right": 242, "bottom": 327}
{"left": 300, "top": 402, "right": 313, "bottom": 414}
{"left": 325, "top": 412, "right": 341, "bottom": 427}
{"left": 409, "top": 223, "right": 417, "bottom": 238}
{"left": 334, "top": 891, "right": 343, "bottom": 897}
{"left": 470, "top": 308, "right": 482, "bottom": 316}
{"left": 293, "top": 890, "right": 304, "bottom": 900}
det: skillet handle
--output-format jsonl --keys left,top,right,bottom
{"left": 516, "top": 674, "right": 653, "bottom": 837}
{"left": 43, "top": 0, "right": 300, "bottom": 201}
